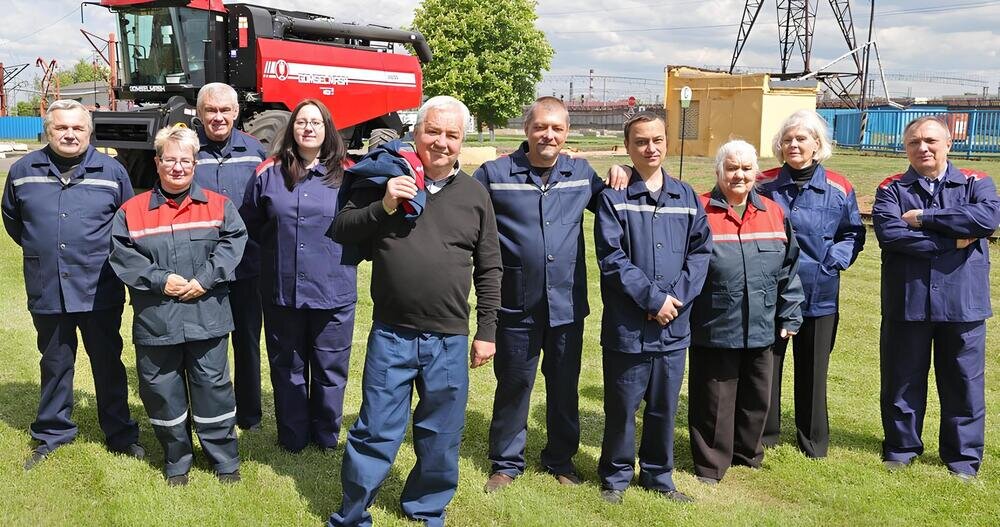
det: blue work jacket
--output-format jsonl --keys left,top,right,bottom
{"left": 690, "top": 188, "right": 804, "bottom": 350}
{"left": 872, "top": 162, "right": 1000, "bottom": 322}
{"left": 244, "top": 159, "right": 358, "bottom": 310}
{"left": 594, "top": 168, "right": 712, "bottom": 353}
{"left": 472, "top": 142, "right": 604, "bottom": 327}
{"left": 2, "top": 145, "right": 133, "bottom": 314}
{"left": 195, "top": 128, "right": 266, "bottom": 279}
{"left": 757, "top": 164, "right": 865, "bottom": 317}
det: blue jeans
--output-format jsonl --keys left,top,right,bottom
{"left": 329, "top": 322, "right": 469, "bottom": 527}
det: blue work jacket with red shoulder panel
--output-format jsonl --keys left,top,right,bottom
{"left": 195, "top": 128, "right": 266, "bottom": 280}
{"left": 110, "top": 182, "right": 247, "bottom": 346}
{"left": 872, "top": 162, "right": 1000, "bottom": 322}
{"left": 472, "top": 141, "right": 604, "bottom": 327}
{"left": 243, "top": 158, "right": 358, "bottom": 310}
{"left": 690, "top": 188, "right": 804, "bottom": 350}
{"left": 757, "top": 164, "right": 865, "bottom": 317}
{"left": 594, "top": 168, "right": 712, "bottom": 353}
{"left": 2, "top": 145, "right": 133, "bottom": 314}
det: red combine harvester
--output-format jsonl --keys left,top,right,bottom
{"left": 89, "top": 0, "right": 430, "bottom": 186}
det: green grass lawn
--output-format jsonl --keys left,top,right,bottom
{"left": 1, "top": 154, "right": 1000, "bottom": 526}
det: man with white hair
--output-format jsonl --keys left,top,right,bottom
{"left": 194, "top": 82, "right": 268, "bottom": 431}
{"left": 2, "top": 99, "right": 143, "bottom": 469}
{"left": 328, "top": 95, "right": 502, "bottom": 527}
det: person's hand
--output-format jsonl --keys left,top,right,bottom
{"left": 901, "top": 209, "right": 923, "bottom": 228}
{"left": 780, "top": 328, "right": 797, "bottom": 339}
{"left": 957, "top": 237, "right": 976, "bottom": 249}
{"left": 605, "top": 164, "right": 630, "bottom": 190}
{"left": 654, "top": 296, "right": 684, "bottom": 326}
{"left": 382, "top": 175, "right": 418, "bottom": 212}
{"left": 177, "top": 278, "right": 206, "bottom": 302}
{"left": 164, "top": 273, "right": 188, "bottom": 297}
{"left": 470, "top": 339, "right": 496, "bottom": 368}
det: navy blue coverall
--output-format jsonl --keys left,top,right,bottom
{"left": 473, "top": 142, "right": 604, "bottom": 477}
{"left": 593, "top": 169, "right": 712, "bottom": 492}
{"left": 2, "top": 145, "right": 139, "bottom": 455}
{"left": 196, "top": 128, "right": 267, "bottom": 429}
{"left": 244, "top": 159, "right": 358, "bottom": 452}
{"left": 757, "top": 164, "right": 865, "bottom": 457}
{"left": 873, "top": 162, "right": 1000, "bottom": 476}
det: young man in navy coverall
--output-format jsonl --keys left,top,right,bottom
{"left": 594, "top": 113, "right": 711, "bottom": 504}
{"left": 474, "top": 97, "right": 627, "bottom": 491}
{"left": 873, "top": 116, "right": 1000, "bottom": 481}
{"left": 2, "top": 100, "right": 143, "bottom": 469}
{"left": 194, "top": 83, "right": 268, "bottom": 430}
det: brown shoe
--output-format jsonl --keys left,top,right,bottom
{"left": 554, "top": 472, "right": 582, "bottom": 485}
{"left": 484, "top": 472, "right": 514, "bottom": 493}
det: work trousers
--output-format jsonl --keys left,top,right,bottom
{"left": 688, "top": 345, "right": 773, "bottom": 481}
{"left": 329, "top": 322, "right": 469, "bottom": 527}
{"left": 263, "top": 303, "right": 355, "bottom": 451}
{"left": 29, "top": 307, "right": 138, "bottom": 454}
{"left": 598, "top": 349, "right": 686, "bottom": 492}
{"left": 880, "top": 320, "right": 986, "bottom": 476}
{"left": 763, "top": 313, "right": 838, "bottom": 457}
{"left": 488, "top": 321, "right": 583, "bottom": 477}
{"left": 230, "top": 277, "right": 262, "bottom": 429}
{"left": 135, "top": 336, "right": 239, "bottom": 477}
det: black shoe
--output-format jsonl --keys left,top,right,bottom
{"left": 113, "top": 443, "right": 146, "bottom": 460}
{"left": 696, "top": 476, "right": 720, "bottom": 486}
{"left": 218, "top": 469, "right": 241, "bottom": 484}
{"left": 239, "top": 422, "right": 262, "bottom": 432}
{"left": 883, "top": 459, "right": 910, "bottom": 472}
{"left": 166, "top": 473, "right": 189, "bottom": 486}
{"left": 23, "top": 448, "right": 48, "bottom": 471}
{"left": 655, "top": 489, "right": 694, "bottom": 503}
{"left": 600, "top": 488, "right": 624, "bottom": 504}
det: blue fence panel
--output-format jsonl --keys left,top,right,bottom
{"left": 0, "top": 117, "right": 43, "bottom": 140}
{"left": 824, "top": 109, "right": 1000, "bottom": 156}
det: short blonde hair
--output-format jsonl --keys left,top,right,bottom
{"left": 153, "top": 125, "right": 200, "bottom": 158}
{"left": 771, "top": 109, "right": 833, "bottom": 163}
{"left": 43, "top": 99, "right": 92, "bottom": 135}
{"left": 715, "top": 139, "right": 759, "bottom": 177}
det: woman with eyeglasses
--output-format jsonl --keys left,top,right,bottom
{"left": 110, "top": 125, "right": 247, "bottom": 485}
{"left": 756, "top": 110, "right": 865, "bottom": 458}
{"left": 242, "top": 99, "right": 358, "bottom": 452}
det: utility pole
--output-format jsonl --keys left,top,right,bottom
{"left": 858, "top": 1, "right": 875, "bottom": 145}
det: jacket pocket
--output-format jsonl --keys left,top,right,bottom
{"left": 501, "top": 266, "right": 524, "bottom": 310}
{"left": 22, "top": 256, "right": 41, "bottom": 300}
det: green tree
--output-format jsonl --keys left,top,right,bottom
{"left": 55, "top": 59, "right": 110, "bottom": 87}
{"left": 14, "top": 99, "right": 40, "bottom": 117}
{"left": 413, "top": 0, "right": 553, "bottom": 141}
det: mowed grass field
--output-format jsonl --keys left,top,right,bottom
{"left": 1, "top": 152, "right": 999, "bottom": 526}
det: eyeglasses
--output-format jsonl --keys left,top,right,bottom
{"left": 159, "top": 158, "right": 194, "bottom": 168}
{"left": 293, "top": 120, "right": 325, "bottom": 129}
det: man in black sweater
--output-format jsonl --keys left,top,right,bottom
{"left": 328, "top": 95, "right": 502, "bottom": 527}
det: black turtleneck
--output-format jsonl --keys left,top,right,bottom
{"left": 787, "top": 161, "right": 818, "bottom": 188}
{"left": 46, "top": 146, "right": 86, "bottom": 182}
{"left": 160, "top": 186, "right": 190, "bottom": 204}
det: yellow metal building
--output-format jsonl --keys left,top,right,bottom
{"left": 664, "top": 66, "right": 818, "bottom": 159}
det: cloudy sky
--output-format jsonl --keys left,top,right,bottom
{"left": 2, "top": 0, "right": 998, "bottom": 101}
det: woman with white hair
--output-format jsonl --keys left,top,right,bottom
{"left": 757, "top": 110, "right": 865, "bottom": 458}
{"left": 687, "top": 139, "right": 804, "bottom": 484}
{"left": 110, "top": 125, "right": 247, "bottom": 486}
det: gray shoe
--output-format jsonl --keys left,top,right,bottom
{"left": 23, "top": 449, "right": 47, "bottom": 471}
{"left": 696, "top": 476, "right": 720, "bottom": 486}
{"left": 600, "top": 489, "right": 624, "bottom": 504}
{"left": 658, "top": 489, "right": 694, "bottom": 503}
{"left": 218, "top": 470, "right": 241, "bottom": 484}
{"left": 950, "top": 470, "right": 977, "bottom": 483}
{"left": 883, "top": 460, "right": 910, "bottom": 472}
{"left": 166, "top": 473, "right": 189, "bottom": 486}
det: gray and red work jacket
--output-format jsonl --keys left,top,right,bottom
{"left": 690, "top": 187, "right": 804, "bottom": 350}
{"left": 110, "top": 182, "right": 247, "bottom": 346}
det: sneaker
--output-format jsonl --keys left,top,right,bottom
{"left": 114, "top": 443, "right": 146, "bottom": 460}
{"left": 656, "top": 489, "right": 694, "bottom": 503}
{"left": 484, "top": 472, "right": 514, "bottom": 493}
{"left": 166, "top": 473, "right": 189, "bottom": 486}
{"left": 600, "top": 488, "right": 624, "bottom": 504}
{"left": 23, "top": 448, "right": 48, "bottom": 471}
{"left": 217, "top": 470, "right": 241, "bottom": 484}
